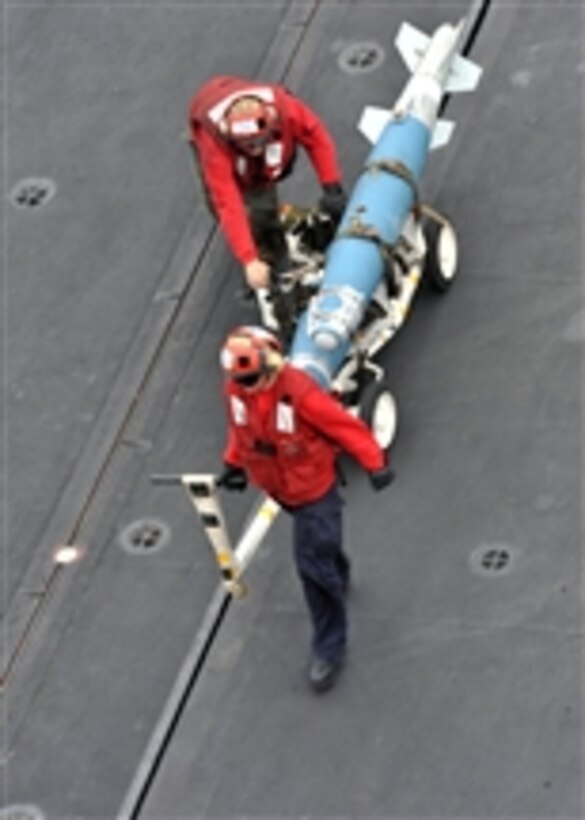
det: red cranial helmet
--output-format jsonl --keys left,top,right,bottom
{"left": 222, "top": 96, "right": 280, "bottom": 153}
{"left": 220, "top": 326, "right": 282, "bottom": 387}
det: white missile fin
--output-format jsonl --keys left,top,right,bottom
{"left": 445, "top": 52, "right": 483, "bottom": 93}
{"left": 358, "top": 105, "right": 394, "bottom": 144}
{"left": 430, "top": 119, "right": 455, "bottom": 150}
{"left": 395, "top": 21, "right": 430, "bottom": 74}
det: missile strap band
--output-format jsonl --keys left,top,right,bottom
{"left": 336, "top": 220, "right": 401, "bottom": 292}
{"left": 337, "top": 157, "right": 422, "bottom": 284}
{"left": 364, "top": 159, "right": 421, "bottom": 219}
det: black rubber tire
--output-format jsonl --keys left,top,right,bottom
{"left": 423, "top": 217, "right": 458, "bottom": 292}
{"left": 358, "top": 379, "right": 397, "bottom": 450}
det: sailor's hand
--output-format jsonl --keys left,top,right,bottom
{"left": 244, "top": 259, "right": 270, "bottom": 290}
{"left": 217, "top": 464, "right": 248, "bottom": 492}
{"left": 318, "top": 182, "right": 347, "bottom": 224}
{"left": 369, "top": 464, "right": 395, "bottom": 491}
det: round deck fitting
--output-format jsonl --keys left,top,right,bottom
{"left": 469, "top": 543, "right": 518, "bottom": 577}
{"left": 338, "top": 42, "right": 385, "bottom": 74}
{"left": 119, "top": 518, "right": 170, "bottom": 555}
{"left": 0, "top": 807, "right": 46, "bottom": 820}
{"left": 9, "top": 178, "right": 56, "bottom": 209}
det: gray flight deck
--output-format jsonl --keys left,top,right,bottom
{"left": 1, "top": 1, "right": 582, "bottom": 818}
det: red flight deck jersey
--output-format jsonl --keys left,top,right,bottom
{"left": 223, "top": 364, "right": 385, "bottom": 507}
{"left": 189, "top": 75, "right": 342, "bottom": 265}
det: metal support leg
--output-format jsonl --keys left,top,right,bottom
{"left": 151, "top": 474, "right": 281, "bottom": 598}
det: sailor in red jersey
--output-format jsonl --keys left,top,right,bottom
{"left": 189, "top": 76, "right": 347, "bottom": 291}
{"left": 217, "top": 326, "right": 394, "bottom": 692}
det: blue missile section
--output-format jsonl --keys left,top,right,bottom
{"left": 287, "top": 18, "right": 482, "bottom": 388}
{"left": 289, "top": 114, "right": 430, "bottom": 387}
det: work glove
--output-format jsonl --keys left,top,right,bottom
{"left": 216, "top": 464, "right": 248, "bottom": 492}
{"left": 369, "top": 464, "right": 395, "bottom": 491}
{"left": 318, "top": 182, "right": 347, "bottom": 224}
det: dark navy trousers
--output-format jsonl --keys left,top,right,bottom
{"left": 290, "top": 485, "right": 349, "bottom": 662}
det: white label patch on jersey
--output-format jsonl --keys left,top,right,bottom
{"left": 231, "top": 119, "right": 260, "bottom": 135}
{"left": 231, "top": 395, "right": 247, "bottom": 425}
{"left": 276, "top": 401, "right": 295, "bottom": 433}
{"left": 236, "top": 156, "right": 248, "bottom": 177}
{"left": 265, "top": 142, "right": 283, "bottom": 167}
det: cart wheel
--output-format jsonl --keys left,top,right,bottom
{"left": 359, "top": 380, "right": 397, "bottom": 450}
{"left": 424, "top": 217, "right": 458, "bottom": 292}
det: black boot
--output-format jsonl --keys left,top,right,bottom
{"left": 308, "top": 654, "right": 344, "bottom": 693}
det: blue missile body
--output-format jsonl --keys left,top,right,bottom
{"left": 289, "top": 19, "right": 482, "bottom": 387}
{"left": 290, "top": 116, "right": 430, "bottom": 386}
